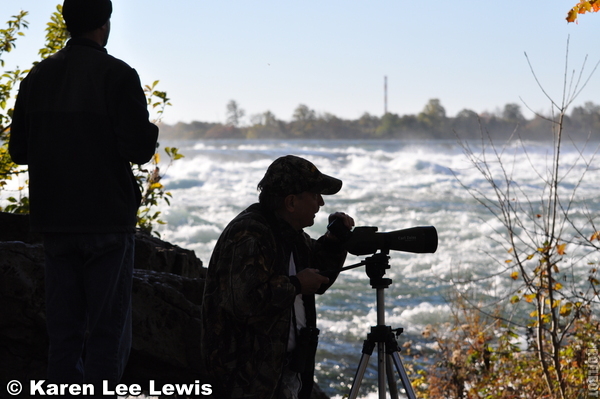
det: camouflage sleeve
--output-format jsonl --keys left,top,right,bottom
{"left": 216, "top": 218, "right": 297, "bottom": 326}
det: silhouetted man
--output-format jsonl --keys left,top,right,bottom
{"left": 201, "top": 155, "right": 354, "bottom": 398}
{"left": 9, "top": 0, "right": 158, "bottom": 396}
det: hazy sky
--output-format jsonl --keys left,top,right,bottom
{"left": 3, "top": 1, "right": 600, "bottom": 125}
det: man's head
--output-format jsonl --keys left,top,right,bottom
{"left": 258, "top": 155, "right": 342, "bottom": 229}
{"left": 63, "top": 0, "right": 112, "bottom": 39}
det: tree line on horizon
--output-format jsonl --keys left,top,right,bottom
{"left": 158, "top": 98, "right": 600, "bottom": 141}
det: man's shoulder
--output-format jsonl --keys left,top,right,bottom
{"left": 220, "top": 205, "right": 288, "bottom": 250}
{"left": 93, "top": 49, "right": 136, "bottom": 73}
{"left": 225, "top": 204, "right": 271, "bottom": 235}
{"left": 64, "top": 41, "right": 135, "bottom": 71}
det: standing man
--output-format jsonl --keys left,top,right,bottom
{"left": 9, "top": 0, "right": 158, "bottom": 395}
{"left": 201, "top": 155, "right": 354, "bottom": 399}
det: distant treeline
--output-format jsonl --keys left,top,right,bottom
{"left": 158, "top": 99, "right": 600, "bottom": 141}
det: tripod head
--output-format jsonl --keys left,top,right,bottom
{"left": 363, "top": 250, "right": 392, "bottom": 289}
{"left": 340, "top": 249, "right": 394, "bottom": 289}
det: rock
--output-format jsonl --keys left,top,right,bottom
{"left": 0, "top": 240, "right": 47, "bottom": 386}
{"left": 134, "top": 230, "right": 206, "bottom": 279}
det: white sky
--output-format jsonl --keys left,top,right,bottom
{"left": 2, "top": 1, "right": 600, "bottom": 125}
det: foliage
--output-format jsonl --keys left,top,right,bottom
{"left": 567, "top": 1, "right": 600, "bottom": 23}
{"left": 424, "top": 46, "right": 600, "bottom": 399}
{"left": 134, "top": 145, "right": 182, "bottom": 237}
{"left": 414, "top": 296, "right": 597, "bottom": 399}
{"left": 0, "top": 5, "right": 182, "bottom": 237}
{"left": 0, "top": 10, "right": 30, "bottom": 213}
{"left": 38, "top": 5, "right": 69, "bottom": 61}
{"left": 134, "top": 79, "right": 179, "bottom": 236}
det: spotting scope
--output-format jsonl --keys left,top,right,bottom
{"left": 328, "top": 220, "right": 438, "bottom": 256}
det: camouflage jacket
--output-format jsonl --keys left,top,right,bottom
{"left": 201, "top": 203, "right": 347, "bottom": 398}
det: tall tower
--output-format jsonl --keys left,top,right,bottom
{"left": 384, "top": 75, "right": 388, "bottom": 115}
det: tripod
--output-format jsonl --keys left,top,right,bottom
{"left": 342, "top": 250, "right": 418, "bottom": 399}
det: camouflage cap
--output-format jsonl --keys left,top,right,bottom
{"left": 258, "top": 155, "right": 342, "bottom": 196}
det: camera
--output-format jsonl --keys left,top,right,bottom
{"left": 328, "top": 219, "right": 438, "bottom": 256}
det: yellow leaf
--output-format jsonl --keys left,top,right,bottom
{"left": 149, "top": 182, "right": 163, "bottom": 190}
{"left": 510, "top": 271, "right": 519, "bottom": 280}
{"left": 566, "top": 8, "right": 578, "bottom": 22}
{"left": 559, "top": 303, "right": 573, "bottom": 316}
{"left": 557, "top": 243, "right": 567, "bottom": 255}
{"left": 591, "top": 231, "right": 600, "bottom": 241}
{"left": 552, "top": 299, "right": 561, "bottom": 309}
{"left": 554, "top": 282, "right": 563, "bottom": 290}
{"left": 153, "top": 152, "right": 161, "bottom": 164}
{"left": 524, "top": 293, "right": 536, "bottom": 303}
{"left": 505, "top": 259, "right": 513, "bottom": 264}
{"left": 567, "top": 0, "right": 600, "bottom": 22}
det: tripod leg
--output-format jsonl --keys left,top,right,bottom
{"left": 348, "top": 352, "right": 371, "bottom": 399}
{"left": 386, "top": 354, "right": 400, "bottom": 399}
{"left": 377, "top": 342, "right": 386, "bottom": 399}
{"left": 349, "top": 334, "right": 378, "bottom": 399}
{"left": 390, "top": 351, "right": 418, "bottom": 399}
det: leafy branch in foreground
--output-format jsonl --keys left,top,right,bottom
{"left": 0, "top": 10, "right": 30, "bottom": 213}
{"left": 134, "top": 80, "right": 181, "bottom": 237}
{"left": 567, "top": 0, "right": 600, "bottom": 23}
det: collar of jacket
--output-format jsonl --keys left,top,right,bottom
{"left": 245, "top": 203, "right": 303, "bottom": 246}
{"left": 66, "top": 37, "right": 108, "bottom": 53}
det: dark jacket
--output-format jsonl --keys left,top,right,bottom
{"left": 201, "top": 203, "right": 347, "bottom": 398}
{"left": 9, "top": 38, "right": 158, "bottom": 233}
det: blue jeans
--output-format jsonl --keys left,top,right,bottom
{"left": 43, "top": 232, "right": 134, "bottom": 397}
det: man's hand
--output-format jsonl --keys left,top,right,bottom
{"left": 328, "top": 212, "right": 355, "bottom": 230}
{"left": 326, "top": 212, "right": 355, "bottom": 242}
{"left": 295, "top": 268, "right": 330, "bottom": 295}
